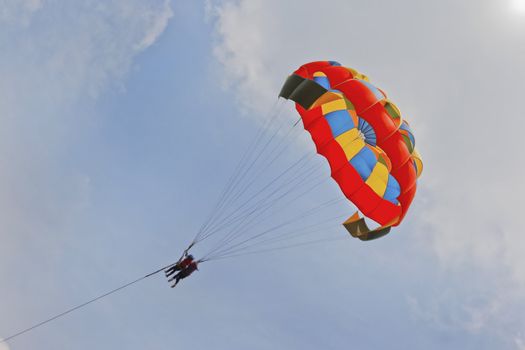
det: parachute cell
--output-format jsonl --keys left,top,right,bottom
{"left": 280, "top": 61, "right": 423, "bottom": 240}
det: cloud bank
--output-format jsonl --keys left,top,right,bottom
{"left": 0, "top": 0, "right": 173, "bottom": 335}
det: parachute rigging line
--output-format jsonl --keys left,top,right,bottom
{"left": 204, "top": 191, "right": 340, "bottom": 258}
{"left": 201, "top": 162, "right": 327, "bottom": 249}
{"left": 198, "top": 151, "right": 319, "bottom": 242}
{"left": 204, "top": 213, "right": 346, "bottom": 261}
{"left": 193, "top": 99, "right": 285, "bottom": 243}
{"left": 202, "top": 197, "right": 344, "bottom": 260}
{"left": 201, "top": 172, "right": 331, "bottom": 261}
{"left": 213, "top": 116, "right": 306, "bottom": 217}
{"left": 204, "top": 235, "right": 347, "bottom": 262}
{"left": 201, "top": 169, "right": 330, "bottom": 258}
{"left": 196, "top": 102, "right": 296, "bottom": 242}
{"left": 196, "top": 118, "right": 315, "bottom": 244}
{"left": 193, "top": 100, "right": 281, "bottom": 242}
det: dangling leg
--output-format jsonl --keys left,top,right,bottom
{"left": 171, "top": 275, "right": 181, "bottom": 288}
{"left": 165, "top": 266, "right": 174, "bottom": 276}
{"left": 165, "top": 264, "right": 182, "bottom": 277}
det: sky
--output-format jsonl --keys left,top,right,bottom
{"left": 1, "top": 0, "right": 525, "bottom": 349}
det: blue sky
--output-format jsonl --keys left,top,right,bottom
{"left": 1, "top": 0, "right": 525, "bottom": 349}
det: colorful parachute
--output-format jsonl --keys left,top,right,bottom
{"left": 279, "top": 61, "right": 423, "bottom": 240}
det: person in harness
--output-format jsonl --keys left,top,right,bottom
{"left": 168, "top": 259, "right": 199, "bottom": 288}
{"left": 164, "top": 252, "right": 194, "bottom": 278}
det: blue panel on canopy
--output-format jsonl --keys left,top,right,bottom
{"left": 325, "top": 110, "right": 356, "bottom": 138}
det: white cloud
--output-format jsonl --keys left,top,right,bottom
{"left": 135, "top": 1, "right": 173, "bottom": 50}
{"left": 208, "top": 0, "right": 525, "bottom": 346}
{"left": 0, "top": 341, "right": 10, "bottom": 350}
{"left": 511, "top": 0, "right": 525, "bottom": 14}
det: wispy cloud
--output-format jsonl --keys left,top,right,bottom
{"left": 135, "top": 0, "right": 173, "bottom": 50}
{"left": 0, "top": 0, "right": 174, "bottom": 321}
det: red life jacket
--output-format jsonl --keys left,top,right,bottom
{"left": 180, "top": 257, "right": 193, "bottom": 269}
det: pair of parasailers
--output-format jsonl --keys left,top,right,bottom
{"left": 164, "top": 251, "right": 199, "bottom": 288}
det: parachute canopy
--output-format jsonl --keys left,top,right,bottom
{"left": 280, "top": 61, "right": 423, "bottom": 240}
